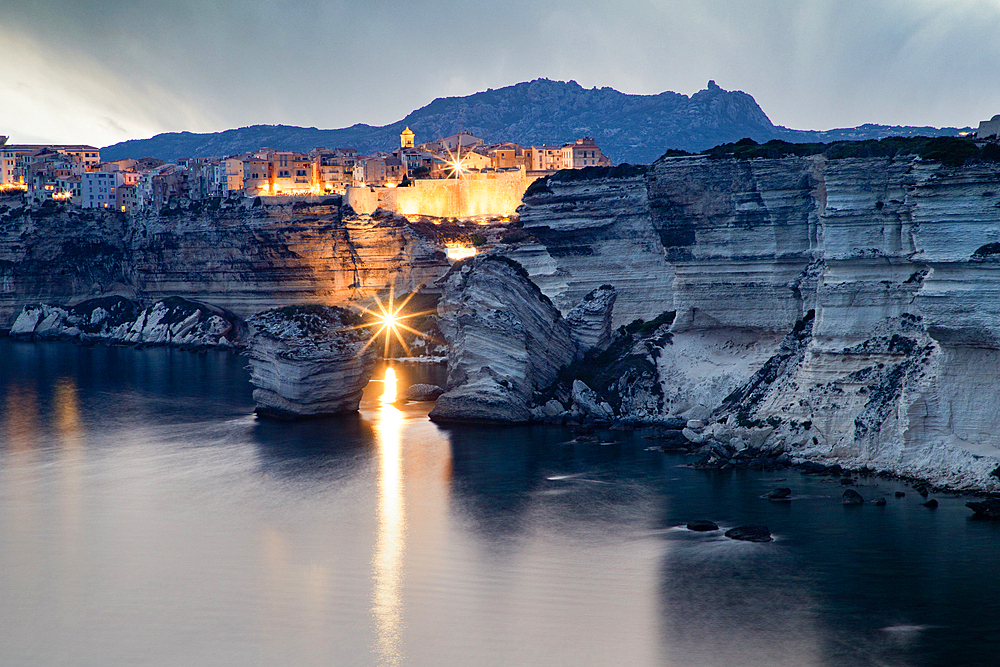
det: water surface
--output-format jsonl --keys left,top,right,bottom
{"left": 1, "top": 339, "right": 999, "bottom": 666}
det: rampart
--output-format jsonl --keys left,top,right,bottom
{"left": 346, "top": 170, "right": 535, "bottom": 218}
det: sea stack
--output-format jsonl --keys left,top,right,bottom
{"left": 248, "top": 305, "right": 377, "bottom": 419}
{"left": 430, "top": 254, "right": 576, "bottom": 422}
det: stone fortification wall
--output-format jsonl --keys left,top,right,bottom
{"left": 346, "top": 170, "right": 533, "bottom": 218}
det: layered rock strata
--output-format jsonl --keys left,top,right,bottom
{"left": 247, "top": 305, "right": 376, "bottom": 419}
{"left": 430, "top": 255, "right": 577, "bottom": 422}
{"left": 0, "top": 198, "right": 504, "bottom": 325}
{"left": 9, "top": 295, "right": 246, "bottom": 348}
{"left": 509, "top": 157, "right": 1000, "bottom": 490}
{"left": 509, "top": 170, "right": 674, "bottom": 327}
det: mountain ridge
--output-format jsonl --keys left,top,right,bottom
{"left": 101, "top": 79, "right": 968, "bottom": 164}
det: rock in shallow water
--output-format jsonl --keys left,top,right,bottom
{"left": 404, "top": 383, "right": 444, "bottom": 401}
{"left": 10, "top": 296, "right": 246, "bottom": 349}
{"left": 842, "top": 489, "right": 865, "bottom": 505}
{"left": 967, "top": 499, "right": 1000, "bottom": 518}
{"left": 248, "top": 305, "right": 376, "bottom": 419}
{"left": 767, "top": 487, "right": 792, "bottom": 499}
{"left": 686, "top": 520, "right": 720, "bottom": 532}
{"left": 724, "top": 525, "right": 773, "bottom": 542}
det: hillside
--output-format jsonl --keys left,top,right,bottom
{"left": 101, "top": 79, "right": 967, "bottom": 164}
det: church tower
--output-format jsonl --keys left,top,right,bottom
{"left": 400, "top": 126, "right": 415, "bottom": 149}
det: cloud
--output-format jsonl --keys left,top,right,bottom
{"left": 4, "top": 0, "right": 1000, "bottom": 146}
{"left": 0, "top": 27, "right": 220, "bottom": 145}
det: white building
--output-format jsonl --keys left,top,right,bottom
{"left": 82, "top": 171, "right": 124, "bottom": 209}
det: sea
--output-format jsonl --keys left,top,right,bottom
{"left": 1, "top": 338, "right": 999, "bottom": 667}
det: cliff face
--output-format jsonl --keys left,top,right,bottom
{"left": 0, "top": 198, "right": 473, "bottom": 326}
{"left": 511, "top": 157, "right": 1000, "bottom": 490}
{"left": 429, "top": 255, "right": 577, "bottom": 423}
{"left": 247, "top": 305, "right": 376, "bottom": 418}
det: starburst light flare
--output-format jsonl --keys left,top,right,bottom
{"left": 347, "top": 286, "right": 436, "bottom": 359}
{"left": 444, "top": 143, "right": 469, "bottom": 179}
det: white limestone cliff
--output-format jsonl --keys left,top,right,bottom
{"left": 509, "top": 156, "right": 1000, "bottom": 490}
{"left": 429, "top": 255, "right": 577, "bottom": 422}
{"left": 247, "top": 305, "right": 376, "bottom": 419}
{"left": 10, "top": 296, "right": 245, "bottom": 348}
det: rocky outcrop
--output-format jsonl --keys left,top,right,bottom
{"left": 565, "top": 284, "right": 616, "bottom": 355}
{"left": 9, "top": 295, "right": 246, "bottom": 348}
{"left": 429, "top": 255, "right": 577, "bottom": 422}
{"left": 0, "top": 198, "right": 504, "bottom": 326}
{"left": 510, "top": 155, "right": 1000, "bottom": 491}
{"left": 247, "top": 305, "right": 376, "bottom": 419}
{"left": 403, "top": 383, "right": 444, "bottom": 401}
{"left": 509, "top": 169, "right": 673, "bottom": 327}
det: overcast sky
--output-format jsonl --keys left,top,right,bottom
{"left": 3, "top": 0, "right": 1000, "bottom": 146}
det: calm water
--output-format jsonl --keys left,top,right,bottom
{"left": 2, "top": 339, "right": 1000, "bottom": 667}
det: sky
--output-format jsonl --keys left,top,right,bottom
{"left": 3, "top": 0, "right": 1000, "bottom": 147}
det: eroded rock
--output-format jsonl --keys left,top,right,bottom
{"left": 10, "top": 296, "right": 246, "bottom": 349}
{"left": 404, "top": 383, "right": 444, "bottom": 401}
{"left": 725, "top": 525, "right": 773, "bottom": 542}
{"left": 686, "top": 520, "right": 719, "bottom": 532}
{"left": 842, "top": 489, "right": 865, "bottom": 505}
{"left": 430, "top": 255, "right": 575, "bottom": 423}
{"left": 248, "top": 305, "right": 376, "bottom": 419}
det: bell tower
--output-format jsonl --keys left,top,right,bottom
{"left": 400, "top": 126, "right": 415, "bottom": 149}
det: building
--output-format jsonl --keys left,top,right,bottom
{"left": 560, "top": 137, "right": 604, "bottom": 169}
{"left": 400, "top": 127, "right": 415, "bottom": 149}
{"left": 271, "top": 151, "right": 314, "bottom": 194}
{"left": 978, "top": 115, "right": 1000, "bottom": 141}
{"left": 353, "top": 156, "right": 387, "bottom": 186}
{"left": 312, "top": 148, "right": 357, "bottom": 193}
{"left": 117, "top": 183, "right": 140, "bottom": 214}
{"left": 242, "top": 155, "right": 271, "bottom": 196}
{"left": 526, "top": 146, "right": 565, "bottom": 171}
{"left": 82, "top": 171, "right": 124, "bottom": 209}
{"left": 385, "top": 156, "right": 405, "bottom": 184}
{"left": 1, "top": 144, "right": 100, "bottom": 188}
{"left": 438, "top": 132, "right": 483, "bottom": 152}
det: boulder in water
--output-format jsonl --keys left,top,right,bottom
{"left": 724, "top": 525, "right": 773, "bottom": 543}
{"left": 430, "top": 255, "right": 575, "bottom": 423}
{"left": 967, "top": 499, "right": 1000, "bottom": 518}
{"left": 404, "top": 383, "right": 444, "bottom": 401}
{"left": 842, "top": 489, "right": 864, "bottom": 505}
{"left": 248, "top": 305, "right": 376, "bottom": 419}
{"left": 686, "top": 520, "right": 719, "bottom": 532}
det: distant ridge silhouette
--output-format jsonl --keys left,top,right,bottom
{"left": 101, "top": 79, "right": 967, "bottom": 164}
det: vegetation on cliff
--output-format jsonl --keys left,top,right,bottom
{"left": 659, "top": 136, "right": 1000, "bottom": 167}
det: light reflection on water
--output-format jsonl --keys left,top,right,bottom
{"left": 372, "top": 396, "right": 405, "bottom": 665}
{"left": 1, "top": 342, "right": 1000, "bottom": 666}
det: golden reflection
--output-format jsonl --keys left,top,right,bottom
{"left": 53, "top": 377, "right": 82, "bottom": 442}
{"left": 372, "top": 399, "right": 406, "bottom": 665}
{"left": 380, "top": 367, "right": 398, "bottom": 404}
{"left": 4, "top": 384, "right": 39, "bottom": 452}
